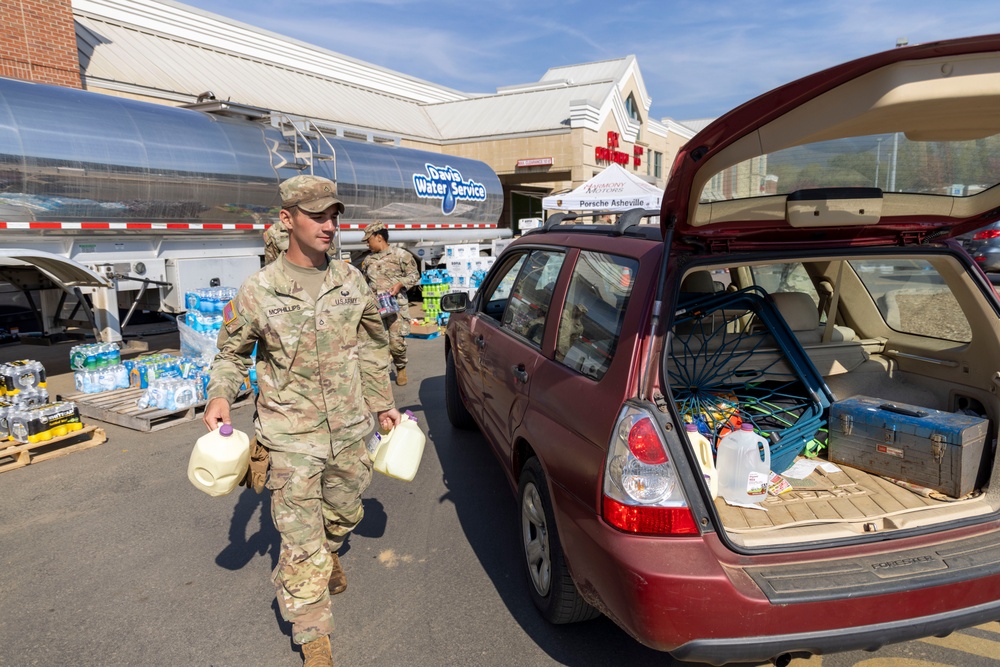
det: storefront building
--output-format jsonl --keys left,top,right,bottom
{"left": 5, "top": 0, "right": 696, "bottom": 229}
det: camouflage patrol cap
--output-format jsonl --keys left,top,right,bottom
{"left": 279, "top": 175, "right": 345, "bottom": 214}
{"left": 363, "top": 220, "right": 387, "bottom": 241}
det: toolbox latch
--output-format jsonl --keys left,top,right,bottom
{"left": 838, "top": 412, "right": 853, "bottom": 437}
{"left": 931, "top": 433, "right": 946, "bottom": 464}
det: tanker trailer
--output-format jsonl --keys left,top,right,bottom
{"left": 0, "top": 77, "right": 508, "bottom": 343}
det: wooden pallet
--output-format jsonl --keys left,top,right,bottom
{"left": 57, "top": 387, "right": 253, "bottom": 432}
{"left": 0, "top": 424, "right": 107, "bottom": 473}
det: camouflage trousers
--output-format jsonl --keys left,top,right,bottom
{"left": 383, "top": 301, "right": 410, "bottom": 370}
{"left": 266, "top": 438, "right": 373, "bottom": 645}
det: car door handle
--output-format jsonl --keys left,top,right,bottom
{"left": 475, "top": 335, "right": 485, "bottom": 349}
{"left": 512, "top": 364, "right": 528, "bottom": 384}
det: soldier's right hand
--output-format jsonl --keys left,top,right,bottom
{"left": 203, "top": 397, "right": 231, "bottom": 431}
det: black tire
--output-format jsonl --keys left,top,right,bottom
{"left": 445, "top": 350, "right": 477, "bottom": 430}
{"left": 518, "top": 457, "right": 600, "bottom": 624}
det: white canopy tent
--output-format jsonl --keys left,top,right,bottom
{"left": 542, "top": 164, "right": 662, "bottom": 211}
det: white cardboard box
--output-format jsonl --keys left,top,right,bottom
{"left": 446, "top": 259, "right": 472, "bottom": 275}
{"left": 492, "top": 238, "right": 514, "bottom": 256}
{"left": 444, "top": 244, "right": 480, "bottom": 260}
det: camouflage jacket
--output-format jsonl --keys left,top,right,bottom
{"left": 360, "top": 246, "right": 420, "bottom": 304}
{"left": 207, "top": 258, "right": 395, "bottom": 457}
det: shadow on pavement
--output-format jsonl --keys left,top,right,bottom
{"left": 419, "top": 373, "right": 678, "bottom": 666}
{"left": 216, "top": 488, "right": 279, "bottom": 571}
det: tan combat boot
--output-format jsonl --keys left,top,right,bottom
{"left": 395, "top": 368, "right": 407, "bottom": 386}
{"left": 301, "top": 635, "right": 333, "bottom": 667}
{"left": 328, "top": 552, "right": 347, "bottom": 595}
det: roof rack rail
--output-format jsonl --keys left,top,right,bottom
{"left": 535, "top": 207, "right": 658, "bottom": 236}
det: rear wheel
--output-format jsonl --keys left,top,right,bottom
{"left": 518, "top": 457, "right": 599, "bottom": 624}
{"left": 445, "top": 350, "right": 477, "bottom": 430}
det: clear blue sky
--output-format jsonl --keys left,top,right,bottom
{"left": 187, "top": 0, "right": 1000, "bottom": 122}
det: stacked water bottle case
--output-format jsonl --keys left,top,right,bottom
{"left": 70, "top": 343, "right": 129, "bottom": 393}
{"left": 0, "top": 359, "right": 83, "bottom": 443}
{"left": 181, "top": 287, "right": 238, "bottom": 362}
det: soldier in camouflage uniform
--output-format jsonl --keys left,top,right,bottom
{"left": 204, "top": 175, "right": 400, "bottom": 667}
{"left": 360, "top": 221, "right": 420, "bottom": 386}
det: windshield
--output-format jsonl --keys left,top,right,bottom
{"left": 700, "top": 133, "right": 1000, "bottom": 202}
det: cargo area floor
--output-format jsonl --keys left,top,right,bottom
{"left": 715, "top": 459, "right": 991, "bottom": 545}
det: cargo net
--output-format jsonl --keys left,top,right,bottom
{"left": 668, "top": 287, "right": 832, "bottom": 473}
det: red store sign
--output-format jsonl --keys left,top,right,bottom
{"left": 596, "top": 131, "right": 632, "bottom": 166}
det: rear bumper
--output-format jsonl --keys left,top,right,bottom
{"left": 552, "top": 484, "right": 1000, "bottom": 665}
{"left": 671, "top": 597, "right": 1000, "bottom": 665}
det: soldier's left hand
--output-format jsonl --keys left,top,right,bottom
{"left": 378, "top": 408, "right": 401, "bottom": 431}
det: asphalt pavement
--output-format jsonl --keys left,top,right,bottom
{"left": 1, "top": 331, "right": 998, "bottom": 667}
{"left": 0, "top": 331, "right": 674, "bottom": 666}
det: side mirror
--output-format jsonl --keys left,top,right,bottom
{"left": 441, "top": 292, "right": 470, "bottom": 312}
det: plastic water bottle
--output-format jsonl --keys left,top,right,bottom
{"left": 685, "top": 423, "right": 718, "bottom": 500}
{"left": 715, "top": 423, "right": 770, "bottom": 505}
{"left": 173, "top": 379, "right": 199, "bottom": 409}
{"left": 371, "top": 411, "right": 426, "bottom": 481}
{"left": 187, "top": 423, "right": 251, "bottom": 497}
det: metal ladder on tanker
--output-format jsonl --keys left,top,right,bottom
{"left": 270, "top": 113, "right": 345, "bottom": 257}
{"left": 271, "top": 114, "right": 338, "bottom": 181}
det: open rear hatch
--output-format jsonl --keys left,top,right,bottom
{"left": 659, "top": 35, "right": 1000, "bottom": 548}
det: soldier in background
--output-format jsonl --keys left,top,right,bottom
{"left": 360, "top": 221, "right": 420, "bottom": 386}
{"left": 204, "top": 175, "right": 400, "bottom": 667}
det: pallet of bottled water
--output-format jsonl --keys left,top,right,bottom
{"left": 70, "top": 343, "right": 129, "bottom": 394}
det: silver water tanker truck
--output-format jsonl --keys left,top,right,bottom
{"left": 0, "top": 77, "right": 508, "bottom": 342}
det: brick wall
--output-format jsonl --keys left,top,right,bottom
{"left": 0, "top": 0, "right": 80, "bottom": 88}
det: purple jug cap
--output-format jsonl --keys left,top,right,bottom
{"left": 405, "top": 410, "right": 417, "bottom": 422}
{"left": 685, "top": 423, "right": 697, "bottom": 432}
{"left": 219, "top": 423, "right": 233, "bottom": 437}
{"left": 741, "top": 423, "right": 754, "bottom": 431}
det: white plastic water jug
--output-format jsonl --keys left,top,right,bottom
{"left": 685, "top": 423, "right": 718, "bottom": 499}
{"left": 715, "top": 423, "right": 770, "bottom": 505}
{"left": 188, "top": 423, "right": 251, "bottom": 497}
{"left": 371, "top": 410, "right": 426, "bottom": 482}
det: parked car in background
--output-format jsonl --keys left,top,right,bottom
{"left": 961, "top": 220, "right": 1000, "bottom": 272}
{"left": 442, "top": 35, "right": 1000, "bottom": 666}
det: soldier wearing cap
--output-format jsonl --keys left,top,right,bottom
{"left": 360, "top": 221, "right": 420, "bottom": 386}
{"left": 262, "top": 179, "right": 342, "bottom": 264}
{"left": 204, "top": 174, "right": 401, "bottom": 667}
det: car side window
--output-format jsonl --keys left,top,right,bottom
{"left": 479, "top": 253, "right": 527, "bottom": 321}
{"left": 851, "top": 258, "right": 972, "bottom": 342}
{"left": 751, "top": 262, "right": 820, "bottom": 307}
{"left": 501, "top": 250, "right": 566, "bottom": 347}
{"left": 555, "top": 251, "right": 638, "bottom": 380}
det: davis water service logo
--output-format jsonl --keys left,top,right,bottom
{"left": 412, "top": 164, "right": 487, "bottom": 215}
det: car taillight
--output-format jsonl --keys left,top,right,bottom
{"left": 628, "top": 417, "right": 667, "bottom": 464}
{"left": 973, "top": 229, "right": 1000, "bottom": 240}
{"left": 602, "top": 406, "right": 698, "bottom": 536}
{"left": 603, "top": 497, "right": 698, "bottom": 535}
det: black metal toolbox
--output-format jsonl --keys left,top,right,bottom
{"left": 828, "top": 396, "right": 989, "bottom": 498}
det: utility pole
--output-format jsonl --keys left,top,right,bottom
{"left": 889, "top": 131, "right": 899, "bottom": 192}
{"left": 875, "top": 138, "right": 882, "bottom": 188}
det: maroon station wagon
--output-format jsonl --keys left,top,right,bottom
{"left": 442, "top": 35, "right": 1000, "bottom": 665}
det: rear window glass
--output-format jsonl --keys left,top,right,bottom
{"left": 700, "top": 133, "right": 1000, "bottom": 202}
{"left": 851, "top": 259, "right": 972, "bottom": 342}
{"left": 555, "top": 251, "right": 638, "bottom": 380}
